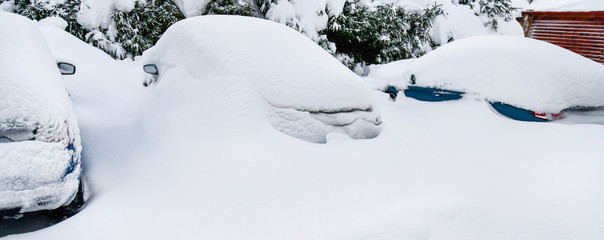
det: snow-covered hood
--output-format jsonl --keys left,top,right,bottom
{"left": 142, "top": 15, "right": 381, "bottom": 143}
{"left": 403, "top": 35, "right": 604, "bottom": 113}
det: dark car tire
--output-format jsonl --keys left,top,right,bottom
{"left": 45, "top": 177, "right": 87, "bottom": 220}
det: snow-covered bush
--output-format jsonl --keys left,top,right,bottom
{"left": 6, "top": 0, "right": 85, "bottom": 38}
{"left": 109, "top": 0, "right": 184, "bottom": 59}
{"left": 456, "top": 0, "right": 515, "bottom": 30}
{"left": 2, "top": 0, "right": 520, "bottom": 65}
{"left": 204, "top": 0, "right": 256, "bottom": 16}
{"left": 324, "top": 1, "right": 443, "bottom": 68}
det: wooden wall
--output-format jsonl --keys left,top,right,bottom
{"left": 519, "top": 11, "right": 604, "bottom": 64}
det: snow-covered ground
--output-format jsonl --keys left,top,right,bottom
{"left": 2, "top": 11, "right": 604, "bottom": 240}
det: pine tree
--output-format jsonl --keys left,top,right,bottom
{"left": 9, "top": 0, "right": 86, "bottom": 39}
{"left": 255, "top": 0, "right": 277, "bottom": 16}
{"left": 456, "top": 0, "right": 514, "bottom": 31}
{"left": 109, "top": 0, "right": 185, "bottom": 59}
{"left": 204, "top": 0, "right": 256, "bottom": 16}
{"left": 323, "top": 1, "right": 442, "bottom": 68}
{"left": 479, "top": 0, "right": 514, "bottom": 31}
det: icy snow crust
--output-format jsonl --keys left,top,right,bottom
{"left": 142, "top": 15, "right": 381, "bottom": 143}
{"left": 0, "top": 12, "right": 81, "bottom": 213}
{"left": 399, "top": 35, "right": 604, "bottom": 113}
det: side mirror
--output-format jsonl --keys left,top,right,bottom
{"left": 384, "top": 86, "right": 398, "bottom": 101}
{"left": 143, "top": 64, "right": 159, "bottom": 75}
{"left": 57, "top": 62, "right": 76, "bottom": 75}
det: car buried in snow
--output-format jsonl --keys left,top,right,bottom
{"left": 141, "top": 15, "right": 381, "bottom": 143}
{"left": 1, "top": 12, "right": 85, "bottom": 218}
{"left": 379, "top": 35, "right": 604, "bottom": 122}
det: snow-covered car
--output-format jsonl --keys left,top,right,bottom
{"left": 141, "top": 15, "right": 381, "bottom": 143}
{"left": 0, "top": 12, "right": 84, "bottom": 216}
{"left": 380, "top": 35, "right": 604, "bottom": 122}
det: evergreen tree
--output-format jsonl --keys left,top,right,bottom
{"left": 255, "top": 0, "right": 277, "bottom": 16}
{"left": 479, "top": 0, "right": 514, "bottom": 31}
{"left": 324, "top": 1, "right": 442, "bottom": 68}
{"left": 456, "top": 0, "right": 514, "bottom": 31}
{"left": 9, "top": 0, "right": 86, "bottom": 39}
{"left": 204, "top": 0, "right": 256, "bottom": 16}
{"left": 109, "top": 0, "right": 185, "bottom": 59}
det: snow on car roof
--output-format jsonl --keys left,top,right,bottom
{"left": 402, "top": 35, "right": 604, "bottom": 113}
{"left": 0, "top": 12, "right": 73, "bottom": 123}
{"left": 142, "top": 15, "right": 376, "bottom": 113}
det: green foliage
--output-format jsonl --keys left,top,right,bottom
{"left": 110, "top": 0, "right": 184, "bottom": 59}
{"left": 204, "top": 0, "right": 256, "bottom": 16}
{"left": 324, "top": 1, "right": 443, "bottom": 67}
{"left": 10, "top": 0, "right": 86, "bottom": 39}
{"left": 456, "top": 0, "right": 514, "bottom": 31}
{"left": 255, "top": 0, "right": 277, "bottom": 16}
{"left": 479, "top": 0, "right": 514, "bottom": 31}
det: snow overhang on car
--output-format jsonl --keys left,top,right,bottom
{"left": 141, "top": 15, "right": 382, "bottom": 143}
{"left": 380, "top": 35, "right": 604, "bottom": 122}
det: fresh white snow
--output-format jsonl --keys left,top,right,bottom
{"left": 0, "top": 12, "right": 81, "bottom": 213}
{"left": 142, "top": 15, "right": 381, "bottom": 143}
{"left": 371, "top": 35, "right": 604, "bottom": 113}
{"left": 2, "top": 4, "right": 604, "bottom": 240}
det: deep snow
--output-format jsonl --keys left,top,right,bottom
{"left": 142, "top": 16, "right": 381, "bottom": 143}
{"left": 369, "top": 35, "right": 604, "bottom": 113}
{"left": 2, "top": 0, "right": 604, "bottom": 237}
{"left": 0, "top": 12, "right": 81, "bottom": 213}
{"left": 3, "top": 12, "right": 604, "bottom": 240}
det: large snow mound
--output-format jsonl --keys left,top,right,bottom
{"left": 396, "top": 35, "right": 604, "bottom": 113}
{"left": 142, "top": 15, "right": 381, "bottom": 143}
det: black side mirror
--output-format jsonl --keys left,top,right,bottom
{"left": 143, "top": 64, "right": 159, "bottom": 75}
{"left": 384, "top": 86, "right": 398, "bottom": 101}
{"left": 57, "top": 62, "right": 76, "bottom": 75}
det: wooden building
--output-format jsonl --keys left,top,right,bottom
{"left": 518, "top": 11, "right": 604, "bottom": 64}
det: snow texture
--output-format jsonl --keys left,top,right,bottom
{"left": 38, "top": 16, "right": 68, "bottom": 30}
{"left": 0, "top": 12, "right": 80, "bottom": 213}
{"left": 384, "top": 35, "right": 604, "bottom": 113}
{"left": 171, "top": 0, "right": 211, "bottom": 17}
{"left": 142, "top": 15, "right": 381, "bottom": 143}
{"left": 5, "top": 8, "right": 604, "bottom": 240}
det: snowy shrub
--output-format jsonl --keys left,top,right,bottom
{"left": 6, "top": 0, "right": 86, "bottom": 38}
{"left": 456, "top": 0, "right": 515, "bottom": 30}
{"left": 255, "top": 0, "right": 275, "bottom": 16}
{"left": 323, "top": 1, "right": 443, "bottom": 68}
{"left": 110, "top": 0, "right": 185, "bottom": 59}
{"left": 204, "top": 0, "right": 256, "bottom": 16}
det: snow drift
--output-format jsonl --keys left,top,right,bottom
{"left": 388, "top": 35, "right": 604, "bottom": 113}
{"left": 142, "top": 15, "right": 381, "bottom": 143}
